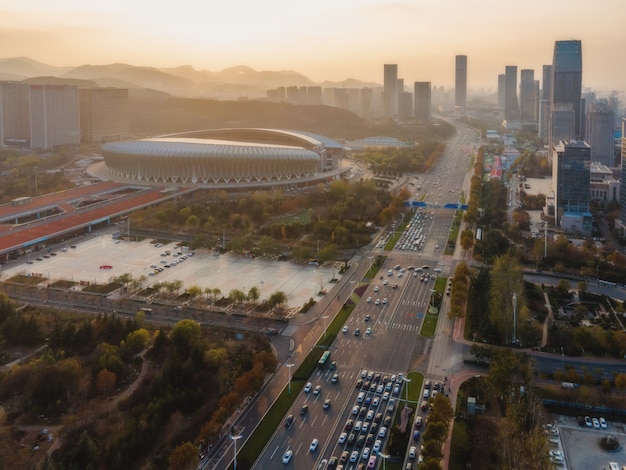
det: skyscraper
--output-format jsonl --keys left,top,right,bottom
{"left": 539, "top": 65, "right": 553, "bottom": 139}
{"left": 552, "top": 140, "right": 591, "bottom": 232}
{"left": 455, "top": 55, "right": 467, "bottom": 111}
{"left": 383, "top": 64, "right": 398, "bottom": 119}
{"left": 78, "top": 87, "right": 129, "bottom": 143}
{"left": 504, "top": 66, "right": 520, "bottom": 123}
{"left": 497, "top": 74, "right": 506, "bottom": 108}
{"left": 586, "top": 103, "right": 615, "bottom": 166}
{"left": 551, "top": 40, "right": 583, "bottom": 139}
{"left": 519, "top": 69, "right": 539, "bottom": 131}
{"left": 621, "top": 119, "right": 626, "bottom": 230}
{"left": 413, "top": 82, "right": 431, "bottom": 121}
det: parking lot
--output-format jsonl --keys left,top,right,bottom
{"left": 0, "top": 228, "right": 339, "bottom": 309}
{"left": 553, "top": 415, "right": 626, "bottom": 469}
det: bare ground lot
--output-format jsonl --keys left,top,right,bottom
{"left": 555, "top": 415, "right": 626, "bottom": 469}
{"left": 0, "top": 228, "right": 340, "bottom": 309}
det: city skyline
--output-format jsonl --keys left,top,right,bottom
{"left": 0, "top": 0, "right": 624, "bottom": 92}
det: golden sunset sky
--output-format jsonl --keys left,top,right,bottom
{"left": 0, "top": 0, "right": 623, "bottom": 91}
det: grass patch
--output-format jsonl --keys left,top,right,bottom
{"left": 421, "top": 314, "right": 439, "bottom": 337}
{"left": 81, "top": 282, "right": 122, "bottom": 294}
{"left": 5, "top": 274, "right": 46, "bottom": 285}
{"left": 445, "top": 210, "right": 463, "bottom": 255}
{"left": 274, "top": 209, "right": 312, "bottom": 225}
{"left": 49, "top": 280, "right": 78, "bottom": 289}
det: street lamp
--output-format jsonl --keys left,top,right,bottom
{"left": 368, "top": 256, "right": 374, "bottom": 273}
{"left": 402, "top": 376, "right": 411, "bottom": 408}
{"left": 230, "top": 432, "right": 242, "bottom": 470}
{"left": 322, "top": 315, "right": 329, "bottom": 338}
{"left": 512, "top": 292, "right": 517, "bottom": 345}
{"left": 286, "top": 363, "right": 294, "bottom": 395}
{"left": 379, "top": 452, "right": 390, "bottom": 470}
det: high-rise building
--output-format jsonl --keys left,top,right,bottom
{"left": 497, "top": 74, "right": 506, "bottom": 108}
{"left": 399, "top": 91, "right": 413, "bottom": 119}
{"left": 413, "top": 82, "right": 431, "bottom": 121}
{"left": 551, "top": 40, "right": 583, "bottom": 139}
{"left": 519, "top": 69, "right": 539, "bottom": 131}
{"left": 504, "top": 66, "right": 520, "bottom": 124}
{"left": 552, "top": 140, "right": 591, "bottom": 232}
{"left": 621, "top": 119, "right": 626, "bottom": 231}
{"left": 455, "top": 55, "right": 467, "bottom": 111}
{"left": 0, "top": 82, "right": 31, "bottom": 147}
{"left": 29, "top": 84, "right": 80, "bottom": 150}
{"left": 383, "top": 64, "right": 398, "bottom": 119}
{"left": 539, "top": 65, "right": 553, "bottom": 139}
{"left": 586, "top": 103, "right": 615, "bottom": 166}
{"left": 79, "top": 88, "right": 128, "bottom": 143}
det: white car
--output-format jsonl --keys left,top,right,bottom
{"left": 378, "top": 426, "right": 387, "bottom": 438}
{"left": 362, "top": 447, "right": 370, "bottom": 460}
{"left": 375, "top": 299, "right": 380, "bottom": 305}
{"left": 282, "top": 449, "right": 293, "bottom": 464}
{"left": 367, "top": 296, "right": 372, "bottom": 303}
{"left": 373, "top": 439, "right": 382, "bottom": 453}
{"left": 342, "top": 326, "right": 349, "bottom": 334}
{"left": 338, "top": 432, "right": 347, "bottom": 444}
{"left": 599, "top": 417, "right": 607, "bottom": 428}
{"left": 313, "top": 385, "right": 321, "bottom": 395}
{"left": 310, "top": 439, "right": 318, "bottom": 452}
{"left": 304, "top": 382, "right": 312, "bottom": 393}
{"left": 350, "top": 450, "right": 359, "bottom": 462}
{"left": 409, "top": 446, "right": 416, "bottom": 459}
{"left": 366, "top": 327, "right": 372, "bottom": 336}
{"left": 423, "top": 389, "right": 430, "bottom": 399}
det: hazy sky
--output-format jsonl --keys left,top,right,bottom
{"left": 1, "top": 0, "right": 624, "bottom": 92}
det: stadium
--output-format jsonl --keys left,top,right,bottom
{"left": 102, "top": 128, "right": 344, "bottom": 187}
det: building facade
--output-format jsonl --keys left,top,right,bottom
{"left": 413, "top": 82, "right": 431, "bottom": 121}
{"left": 519, "top": 69, "right": 539, "bottom": 131}
{"left": 79, "top": 88, "right": 129, "bottom": 143}
{"left": 585, "top": 103, "right": 615, "bottom": 166}
{"left": 504, "top": 66, "right": 520, "bottom": 124}
{"left": 455, "top": 55, "right": 467, "bottom": 111}
{"left": 552, "top": 140, "right": 591, "bottom": 233}
{"left": 551, "top": 40, "right": 583, "bottom": 140}
{"left": 383, "top": 64, "right": 399, "bottom": 119}
{"left": 590, "top": 161, "right": 620, "bottom": 204}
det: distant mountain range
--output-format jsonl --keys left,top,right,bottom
{"left": 0, "top": 57, "right": 380, "bottom": 99}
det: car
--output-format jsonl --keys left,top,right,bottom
{"left": 314, "top": 385, "right": 321, "bottom": 395}
{"left": 592, "top": 417, "right": 600, "bottom": 429}
{"left": 405, "top": 464, "right": 413, "bottom": 470}
{"left": 368, "top": 455, "right": 378, "bottom": 469}
{"left": 338, "top": 432, "right": 347, "bottom": 444}
{"left": 356, "top": 379, "right": 363, "bottom": 388}
{"left": 424, "top": 380, "right": 431, "bottom": 389}
{"left": 421, "top": 400, "right": 428, "bottom": 411}
{"left": 365, "top": 314, "right": 371, "bottom": 322}
{"left": 340, "top": 451, "right": 350, "bottom": 463}
{"left": 356, "top": 435, "right": 366, "bottom": 447}
{"left": 360, "top": 406, "right": 368, "bottom": 417}
{"left": 304, "top": 382, "right": 312, "bottom": 393}
{"left": 285, "top": 415, "right": 294, "bottom": 428}
{"left": 366, "top": 433, "right": 375, "bottom": 446}
{"left": 387, "top": 398, "right": 396, "bottom": 411}
{"left": 282, "top": 449, "right": 293, "bottom": 464}
{"left": 300, "top": 404, "right": 308, "bottom": 415}
{"left": 362, "top": 422, "right": 370, "bottom": 433}
{"left": 383, "top": 415, "right": 392, "bottom": 427}
{"left": 409, "top": 446, "right": 417, "bottom": 459}
{"left": 378, "top": 427, "right": 387, "bottom": 438}
{"left": 366, "top": 409, "right": 375, "bottom": 421}
{"left": 343, "top": 326, "right": 349, "bottom": 334}
{"left": 415, "top": 416, "right": 423, "bottom": 427}
{"left": 332, "top": 373, "right": 339, "bottom": 383}
{"left": 382, "top": 298, "right": 387, "bottom": 304}
{"left": 328, "top": 456, "right": 338, "bottom": 468}
{"left": 310, "top": 439, "right": 318, "bottom": 452}
{"left": 330, "top": 361, "right": 337, "bottom": 370}
{"left": 324, "top": 399, "right": 331, "bottom": 410}
{"left": 382, "top": 391, "right": 390, "bottom": 401}
{"left": 423, "top": 389, "right": 430, "bottom": 399}
{"left": 373, "top": 439, "right": 382, "bottom": 453}
{"left": 393, "top": 385, "right": 400, "bottom": 396}
{"left": 421, "top": 265, "right": 430, "bottom": 270}
{"left": 345, "top": 419, "right": 354, "bottom": 431}
{"left": 413, "top": 430, "right": 420, "bottom": 441}
{"left": 372, "top": 397, "right": 380, "bottom": 407}
{"left": 376, "top": 384, "right": 384, "bottom": 393}
{"left": 361, "top": 370, "right": 368, "bottom": 379}
{"left": 367, "top": 297, "right": 372, "bottom": 303}
{"left": 392, "top": 283, "right": 398, "bottom": 289}
{"left": 362, "top": 447, "right": 370, "bottom": 460}
{"left": 374, "top": 286, "right": 379, "bottom": 292}
{"left": 375, "top": 299, "right": 380, "bottom": 305}
{"left": 348, "top": 432, "right": 357, "bottom": 445}
{"left": 358, "top": 391, "right": 365, "bottom": 402}
{"left": 350, "top": 451, "right": 359, "bottom": 462}
{"left": 383, "top": 279, "right": 388, "bottom": 285}
{"left": 584, "top": 416, "right": 592, "bottom": 427}
{"left": 417, "top": 455, "right": 424, "bottom": 464}
{"left": 366, "top": 327, "right": 372, "bottom": 336}
{"left": 374, "top": 412, "right": 383, "bottom": 423}
{"left": 353, "top": 405, "right": 360, "bottom": 415}
{"left": 355, "top": 328, "right": 361, "bottom": 337}
{"left": 600, "top": 417, "right": 607, "bottom": 428}
{"left": 354, "top": 420, "right": 363, "bottom": 432}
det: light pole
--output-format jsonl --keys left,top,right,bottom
{"left": 368, "top": 256, "right": 374, "bottom": 274}
{"left": 230, "top": 433, "right": 242, "bottom": 470}
{"left": 402, "top": 376, "right": 411, "bottom": 408}
{"left": 561, "top": 347, "right": 564, "bottom": 370}
{"left": 286, "top": 363, "right": 294, "bottom": 395}
{"left": 512, "top": 292, "right": 517, "bottom": 345}
{"left": 322, "top": 315, "right": 329, "bottom": 338}
{"left": 379, "top": 452, "right": 390, "bottom": 470}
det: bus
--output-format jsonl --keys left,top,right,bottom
{"left": 318, "top": 351, "right": 331, "bottom": 369}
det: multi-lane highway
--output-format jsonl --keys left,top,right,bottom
{"left": 250, "top": 121, "right": 480, "bottom": 469}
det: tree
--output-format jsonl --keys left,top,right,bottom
{"left": 247, "top": 286, "right": 260, "bottom": 303}
{"left": 168, "top": 441, "right": 199, "bottom": 470}
{"left": 186, "top": 284, "right": 202, "bottom": 301}
{"left": 267, "top": 291, "right": 287, "bottom": 308}
{"left": 170, "top": 320, "right": 202, "bottom": 358}
{"left": 96, "top": 369, "right": 117, "bottom": 395}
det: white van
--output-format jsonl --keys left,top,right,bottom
{"left": 357, "top": 392, "right": 365, "bottom": 403}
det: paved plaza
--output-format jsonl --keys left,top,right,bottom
{"left": 0, "top": 228, "right": 340, "bottom": 309}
